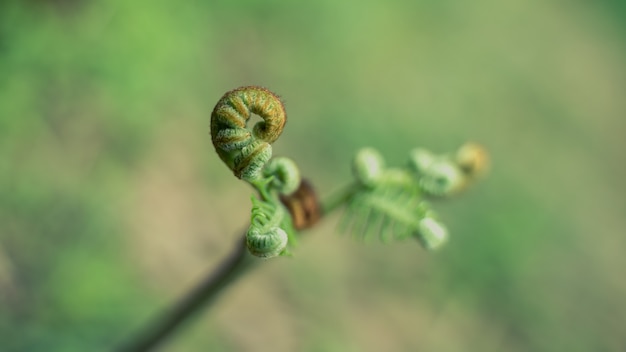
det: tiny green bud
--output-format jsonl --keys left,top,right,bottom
{"left": 352, "top": 148, "right": 385, "bottom": 187}
{"left": 417, "top": 217, "right": 448, "bottom": 250}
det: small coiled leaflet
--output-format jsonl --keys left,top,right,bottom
{"left": 211, "top": 86, "right": 287, "bottom": 182}
{"left": 408, "top": 148, "right": 465, "bottom": 196}
{"left": 408, "top": 143, "right": 489, "bottom": 196}
{"left": 246, "top": 196, "right": 289, "bottom": 258}
{"left": 263, "top": 157, "right": 301, "bottom": 196}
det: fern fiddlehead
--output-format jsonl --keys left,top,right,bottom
{"left": 211, "top": 86, "right": 299, "bottom": 258}
{"left": 343, "top": 148, "right": 448, "bottom": 249}
{"left": 408, "top": 142, "right": 489, "bottom": 197}
{"left": 341, "top": 143, "right": 487, "bottom": 250}
{"left": 246, "top": 195, "right": 290, "bottom": 258}
{"left": 211, "top": 86, "right": 287, "bottom": 182}
{"left": 263, "top": 157, "right": 301, "bottom": 196}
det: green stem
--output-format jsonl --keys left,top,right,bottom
{"left": 321, "top": 182, "right": 359, "bottom": 215}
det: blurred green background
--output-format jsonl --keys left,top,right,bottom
{"left": 1, "top": 0, "right": 625, "bottom": 351}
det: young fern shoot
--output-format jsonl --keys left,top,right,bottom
{"left": 211, "top": 86, "right": 300, "bottom": 258}
{"left": 343, "top": 144, "right": 488, "bottom": 250}
{"left": 210, "top": 86, "right": 488, "bottom": 258}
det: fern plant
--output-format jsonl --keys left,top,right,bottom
{"left": 211, "top": 86, "right": 487, "bottom": 258}
{"left": 120, "top": 86, "right": 488, "bottom": 351}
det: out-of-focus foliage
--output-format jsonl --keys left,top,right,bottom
{"left": 1, "top": 0, "right": 625, "bottom": 351}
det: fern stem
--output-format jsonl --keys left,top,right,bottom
{"left": 116, "top": 235, "right": 256, "bottom": 352}
{"left": 321, "top": 182, "right": 359, "bottom": 215}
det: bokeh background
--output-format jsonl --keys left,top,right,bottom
{"left": 1, "top": 0, "right": 625, "bottom": 351}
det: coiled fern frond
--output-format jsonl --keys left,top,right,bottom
{"left": 211, "top": 87, "right": 300, "bottom": 258}
{"left": 246, "top": 194, "right": 295, "bottom": 258}
{"left": 341, "top": 144, "right": 486, "bottom": 250}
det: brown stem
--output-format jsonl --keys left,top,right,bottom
{"left": 116, "top": 235, "right": 255, "bottom": 352}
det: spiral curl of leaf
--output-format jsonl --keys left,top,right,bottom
{"left": 408, "top": 148, "right": 465, "bottom": 196}
{"left": 246, "top": 196, "right": 289, "bottom": 258}
{"left": 211, "top": 86, "right": 287, "bottom": 182}
{"left": 263, "top": 157, "right": 301, "bottom": 195}
{"left": 408, "top": 143, "right": 489, "bottom": 197}
{"left": 417, "top": 161, "right": 466, "bottom": 196}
